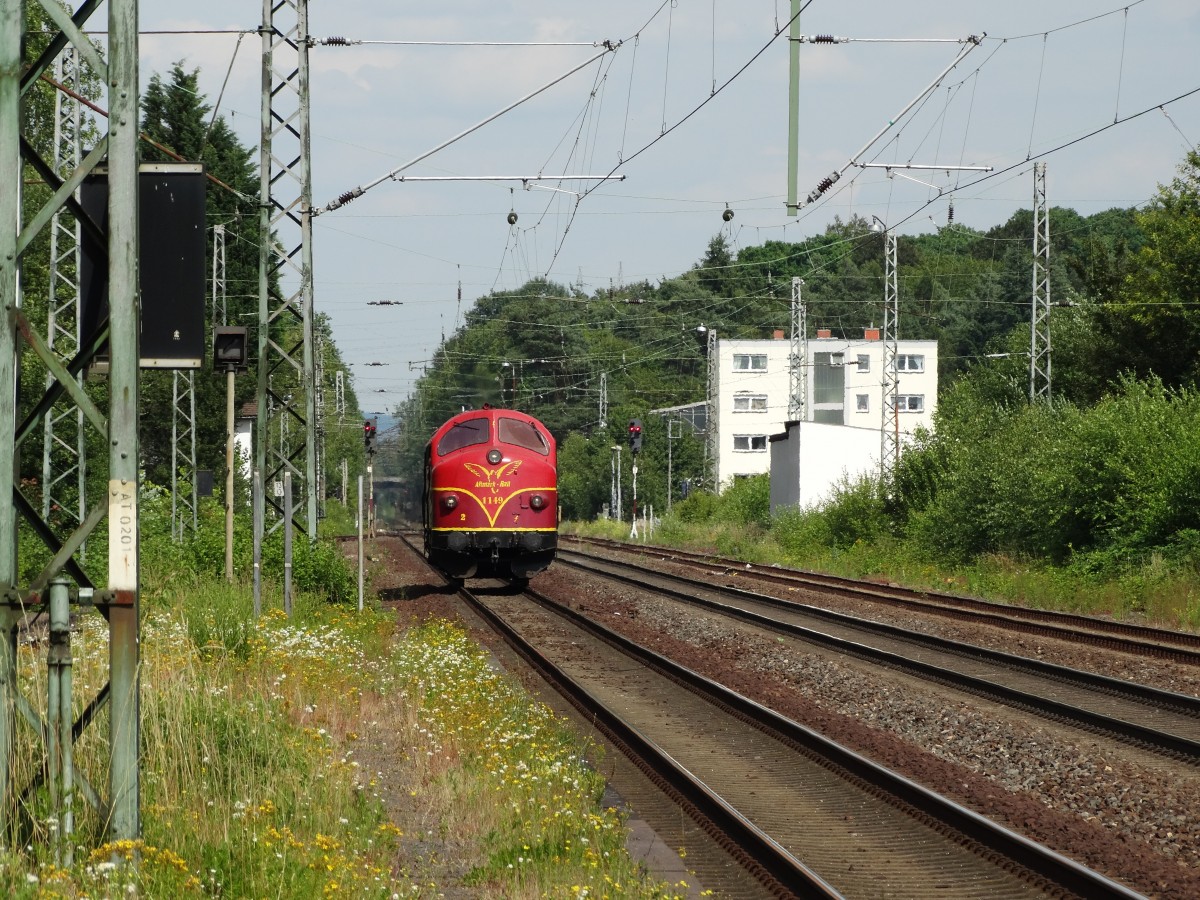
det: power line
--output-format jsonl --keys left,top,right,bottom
{"left": 544, "top": 0, "right": 817, "bottom": 274}
{"left": 318, "top": 38, "right": 607, "bottom": 47}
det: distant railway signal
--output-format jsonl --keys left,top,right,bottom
{"left": 628, "top": 419, "right": 643, "bottom": 455}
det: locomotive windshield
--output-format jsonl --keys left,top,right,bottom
{"left": 437, "top": 417, "right": 489, "bottom": 456}
{"left": 498, "top": 417, "right": 550, "bottom": 455}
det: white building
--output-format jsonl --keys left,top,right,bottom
{"left": 712, "top": 329, "right": 938, "bottom": 505}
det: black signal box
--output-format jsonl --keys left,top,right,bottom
{"left": 214, "top": 326, "right": 249, "bottom": 372}
{"left": 80, "top": 163, "right": 207, "bottom": 369}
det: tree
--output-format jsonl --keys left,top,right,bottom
{"left": 1095, "top": 148, "right": 1200, "bottom": 388}
{"left": 138, "top": 63, "right": 265, "bottom": 488}
{"left": 695, "top": 234, "right": 734, "bottom": 297}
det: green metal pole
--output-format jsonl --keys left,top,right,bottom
{"left": 48, "top": 578, "right": 74, "bottom": 862}
{"left": 0, "top": 0, "right": 23, "bottom": 846}
{"left": 253, "top": 468, "right": 263, "bottom": 618}
{"left": 786, "top": 0, "right": 802, "bottom": 214}
{"left": 106, "top": 0, "right": 141, "bottom": 843}
{"left": 225, "top": 367, "right": 235, "bottom": 581}
{"left": 284, "top": 470, "right": 293, "bottom": 616}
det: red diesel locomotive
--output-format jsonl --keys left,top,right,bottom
{"left": 422, "top": 406, "right": 558, "bottom": 582}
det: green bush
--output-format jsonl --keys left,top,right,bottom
{"left": 717, "top": 474, "right": 771, "bottom": 527}
{"left": 898, "top": 376, "right": 1200, "bottom": 568}
{"left": 771, "top": 505, "right": 833, "bottom": 557}
{"left": 670, "top": 490, "right": 720, "bottom": 523}
{"left": 817, "top": 474, "right": 890, "bottom": 548}
{"left": 139, "top": 479, "right": 357, "bottom": 604}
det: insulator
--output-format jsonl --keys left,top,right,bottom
{"left": 805, "top": 172, "right": 840, "bottom": 206}
{"left": 722, "top": 208, "right": 734, "bottom": 222}
{"left": 325, "top": 36, "right": 348, "bottom": 45}
{"left": 812, "top": 34, "right": 837, "bottom": 43}
{"left": 337, "top": 189, "right": 358, "bottom": 206}
{"left": 947, "top": 201, "right": 955, "bottom": 223}
{"left": 507, "top": 211, "right": 518, "bottom": 225}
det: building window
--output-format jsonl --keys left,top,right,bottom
{"left": 813, "top": 352, "right": 845, "bottom": 404}
{"left": 732, "top": 393, "right": 768, "bottom": 412}
{"left": 856, "top": 393, "right": 869, "bottom": 413}
{"left": 896, "top": 354, "right": 925, "bottom": 372}
{"left": 897, "top": 394, "right": 925, "bottom": 412}
{"left": 732, "top": 434, "right": 768, "bottom": 452}
{"left": 732, "top": 354, "right": 767, "bottom": 372}
{"left": 856, "top": 354, "right": 870, "bottom": 373}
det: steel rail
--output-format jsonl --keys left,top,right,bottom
{"left": 565, "top": 536, "right": 1200, "bottom": 659}
{"left": 558, "top": 550, "right": 1200, "bottom": 762}
{"left": 513, "top": 579, "right": 1141, "bottom": 899}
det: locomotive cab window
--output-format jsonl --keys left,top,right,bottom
{"left": 438, "top": 417, "right": 490, "bottom": 455}
{"left": 498, "top": 417, "right": 550, "bottom": 455}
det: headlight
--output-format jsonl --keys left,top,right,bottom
{"left": 442, "top": 494, "right": 458, "bottom": 511}
{"left": 487, "top": 449, "right": 503, "bottom": 464}
{"left": 529, "top": 494, "right": 546, "bottom": 510}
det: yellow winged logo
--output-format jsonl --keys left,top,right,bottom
{"left": 463, "top": 459, "right": 522, "bottom": 493}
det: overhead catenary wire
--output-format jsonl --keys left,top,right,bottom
{"left": 543, "top": 0, "right": 817, "bottom": 276}
{"left": 885, "top": 83, "right": 1200, "bottom": 238}
{"left": 318, "top": 40, "right": 621, "bottom": 214}
{"left": 789, "top": 3, "right": 1152, "bottom": 230}
{"left": 801, "top": 34, "right": 986, "bottom": 207}
{"left": 1113, "top": 5, "right": 1129, "bottom": 124}
{"left": 1159, "top": 106, "right": 1195, "bottom": 150}
{"left": 318, "top": 38, "right": 608, "bottom": 47}
{"left": 995, "top": 0, "right": 1147, "bottom": 41}
{"left": 1026, "top": 32, "right": 1049, "bottom": 160}
{"left": 202, "top": 30, "right": 247, "bottom": 153}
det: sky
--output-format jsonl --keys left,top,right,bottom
{"left": 136, "top": 0, "right": 1200, "bottom": 410}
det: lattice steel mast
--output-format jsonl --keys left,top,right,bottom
{"left": 256, "top": 0, "right": 318, "bottom": 543}
{"left": 788, "top": 277, "right": 806, "bottom": 421}
{"left": 1030, "top": 162, "right": 1051, "bottom": 401}
{"left": 42, "top": 48, "right": 86, "bottom": 534}
{"left": 880, "top": 225, "right": 899, "bottom": 486}
{"left": 172, "top": 371, "right": 198, "bottom": 540}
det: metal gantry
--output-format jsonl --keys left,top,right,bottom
{"left": 880, "top": 227, "right": 900, "bottom": 487}
{"left": 255, "top": 0, "right": 318, "bottom": 543}
{"left": 1030, "top": 162, "right": 1052, "bottom": 402}
{"left": 1, "top": 0, "right": 143, "bottom": 845}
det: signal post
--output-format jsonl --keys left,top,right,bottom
{"left": 627, "top": 419, "right": 642, "bottom": 538}
{"left": 364, "top": 418, "right": 377, "bottom": 536}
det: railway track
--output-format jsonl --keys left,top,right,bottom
{"left": 564, "top": 536, "right": 1200, "bottom": 664}
{"left": 556, "top": 548, "right": 1200, "bottom": 763}
{"left": 448, "top": 573, "right": 1140, "bottom": 899}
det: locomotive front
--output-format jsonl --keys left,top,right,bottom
{"left": 423, "top": 409, "right": 558, "bottom": 581}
